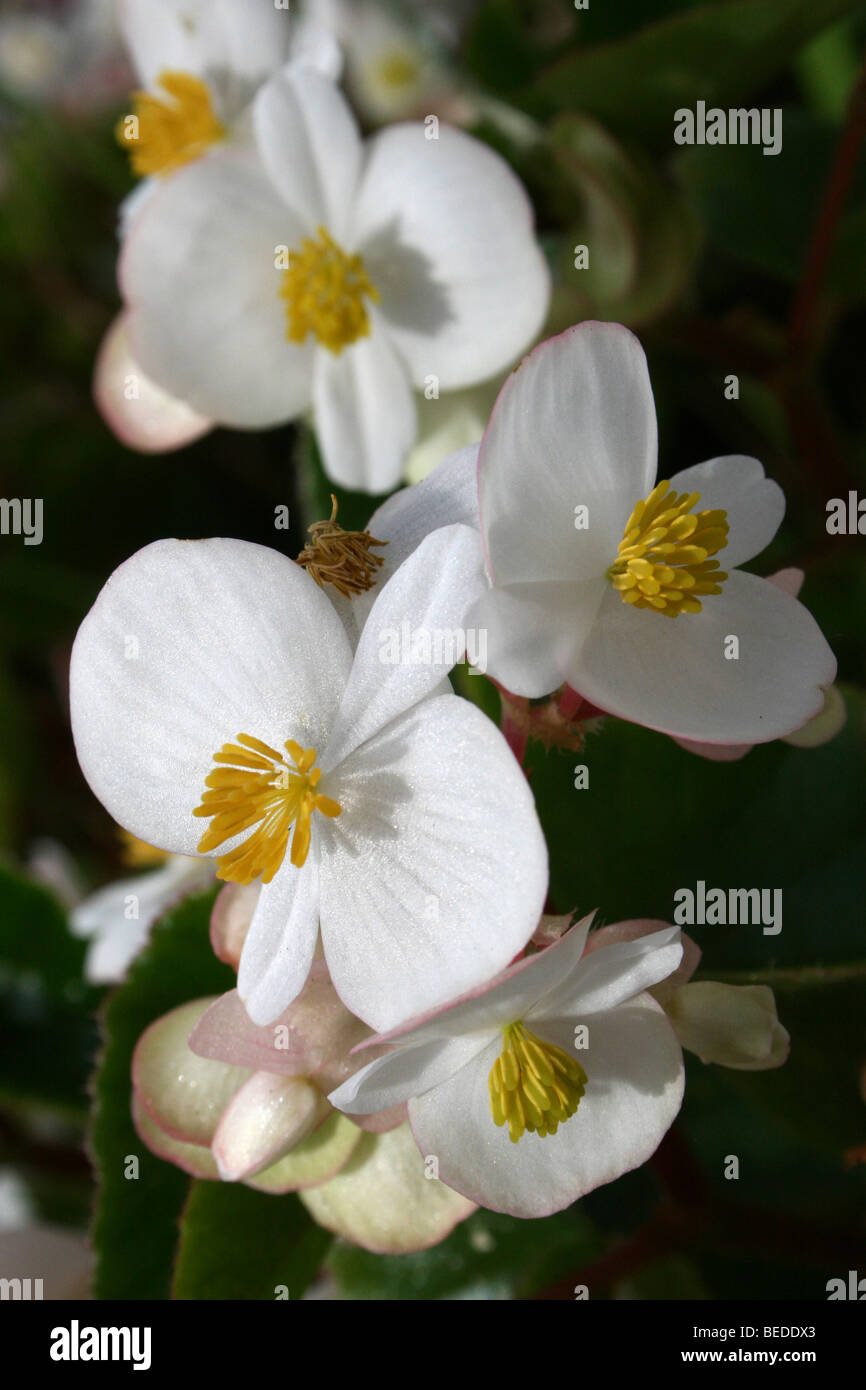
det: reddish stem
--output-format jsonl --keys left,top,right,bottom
{"left": 558, "top": 684, "right": 584, "bottom": 720}
{"left": 788, "top": 48, "right": 866, "bottom": 356}
{"left": 501, "top": 714, "right": 529, "bottom": 766}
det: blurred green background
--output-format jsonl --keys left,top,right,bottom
{"left": 0, "top": 0, "right": 864, "bottom": 1299}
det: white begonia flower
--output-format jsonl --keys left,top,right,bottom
{"left": 330, "top": 917, "right": 685, "bottom": 1218}
{"left": 0, "top": 14, "right": 70, "bottom": 102}
{"left": 96, "top": 1, "right": 340, "bottom": 451}
{"left": 300, "top": 0, "right": 445, "bottom": 124}
{"left": 465, "top": 321, "right": 837, "bottom": 745}
{"left": 118, "top": 62, "right": 550, "bottom": 491}
{"left": 70, "top": 841, "right": 215, "bottom": 985}
{"left": 69, "top": 527, "right": 547, "bottom": 1031}
{"left": 116, "top": 0, "right": 339, "bottom": 185}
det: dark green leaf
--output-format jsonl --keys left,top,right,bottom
{"left": 173, "top": 1183, "right": 331, "bottom": 1300}
{"left": 327, "top": 1206, "right": 601, "bottom": 1299}
{"left": 529, "top": 685, "right": 866, "bottom": 973}
{"left": 544, "top": 113, "right": 701, "bottom": 326}
{"left": 522, "top": 0, "right": 863, "bottom": 147}
{"left": 0, "top": 863, "right": 88, "bottom": 999}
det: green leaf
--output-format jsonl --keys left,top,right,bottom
{"left": 680, "top": 1052, "right": 866, "bottom": 1227}
{"left": 0, "top": 863, "right": 88, "bottom": 999}
{"left": 795, "top": 18, "right": 862, "bottom": 121}
{"left": 90, "top": 887, "right": 231, "bottom": 1299}
{"left": 543, "top": 113, "right": 701, "bottom": 327}
{"left": 676, "top": 110, "right": 866, "bottom": 293}
{"left": 617, "top": 1253, "right": 710, "bottom": 1298}
{"left": 522, "top": 0, "right": 863, "bottom": 147}
{"left": 173, "top": 1182, "right": 331, "bottom": 1300}
{"left": 327, "top": 1206, "right": 601, "bottom": 1300}
{"left": 0, "top": 986, "right": 98, "bottom": 1118}
{"left": 462, "top": 1, "right": 579, "bottom": 97}
{"left": 700, "top": 966, "right": 866, "bottom": 1149}
{"left": 529, "top": 684, "right": 866, "bottom": 973}
{"left": 0, "top": 865, "right": 98, "bottom": 1116}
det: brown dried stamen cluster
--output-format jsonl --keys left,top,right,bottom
{"left": 296, "top": 495, "right": 387, "bottom": 599}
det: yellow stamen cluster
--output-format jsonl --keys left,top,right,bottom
{"left": 117, "top": 70, "right": 226, "bottom": 177}
{"left": 297, "top": 495, "right": 387, "bottom": 598}
{"left": 488, "top": 1022, "right": 587, "bottom": 1143}
{"left": 608, "top": 480, "right": 729, "bottom": 617}
{"left": 374, "top": 49, "right": 422, "bottom": 92}
{"left": 118, "top": 830, "right": 169, "bottom": 869}
{"left": 193, "top": 735, "right": 341, "bottom": 884}
{"left": 281, "top": 226, "right": 380, "bottom": 354}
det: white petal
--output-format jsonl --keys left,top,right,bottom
{"left": 668, "top": 455, "right": 785, "bottom": 569}
{"left": 252, "top": 64, "right": 361, "bottom": 240}
{"left": 345, "top": 916, "right": 596, "bottom": 1056}
{"left": 351, "top": 443, "right": 482, "bottom": 627}
{"left": 121, "top": 150, "right": 314, "bottom": 426}
{"left": 409, "top": 996, "right": 683, "bottom": 1217}
{"left": 192, "top": 958, "right": 370, "bottom": 1086}
{"left": 329, "top": 1036, "right": 487, "bottom": 1115}
{"left": 355, "top": 123, "right": 549, "bottom": 390}
{"left": 210, "top": 0, "right": 294, "bottom": 85}
{"left": 71, "top": 856, "right": 214, "bottom": 984}
{"left": 289, "top": 21, "right": 344, "bottom": 82}
{"left": 582, "top": 920, "right": 701, "bottom": 1004}
{"left": 666, "top": 982, "right": 790, "bottom": 1071}
{"left": 212, "top": 1073, "right": 328, "bottom": 1181}
{"left": 120, "top": 0, "right": 292, "bottom": 89}
{"left": 478, "top": 322, "right": 657, "bottom": 586}
{"left": 573, "top": 571, "right": 838, "bottom": 744}
{"left": 368, "top": 442, "right": 480, "bottom": 554}
{"left": 318, "top": 695, "right": 548, "bottom": 1031}
{"left": 323, "top": 525, "right": 485, "bottom": 769}
{"left": 404, "top": 386, "right": 495, "bottom": 485}
{"left": 210, "top": 881, "right": 259, "bottom": 968}
{"left": 237, "top": 852, "right": 321, "bottom": 1026}
{"left": 93, "top": 313, "right": 212, "bottom": 454}
{"left": 191, "top": 989, "right": 307, "bottom": 1076}
{"left": 672, "top": 737, "right": 752, "bottom": 762}
{"left": 119, "top": 180, "right": 158, "bottom": 241}
{"left": 311, "top": 317, "right": 417, "bottom": 493}
{"left": 299, "top": 1122, "right": 475, "bottom": 1253}
{"left": 120, "top": 0, "right": 213, "bottom": 86}
{"left": 467, "top": 578, "right": 606, "bottom": 699}
{"left": 532, "top": 925, "right": 682, "bottom": 1020}
{"left": 70, "top": 538, "right": 352, "bottom": 855}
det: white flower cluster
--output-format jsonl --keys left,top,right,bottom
{"left": 70, "top": 1, "right": 837, "bottom": 1253}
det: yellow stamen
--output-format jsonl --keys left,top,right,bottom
{"left": 488, "top": 1022, "right": 587, "bottom": 1143}
{"left": 374, "top": 49, "right": 422, "bottom": 92}
{"left": 280, "top": 226, "right": 380, "bottom": 354}
{"left": 118, "top": 830, "right": 169, "bottom": 868}
{"left": 608, "top": 480, "right": 729, "bottom": 617}
{"left": 193, "top": 735, "right": 341, "bottom": 884}
{"left": 296, "top": 494, "right": 387, "bottom": 598}
{"left": 117, "top": 70, "right": 225, "bottom": 178}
